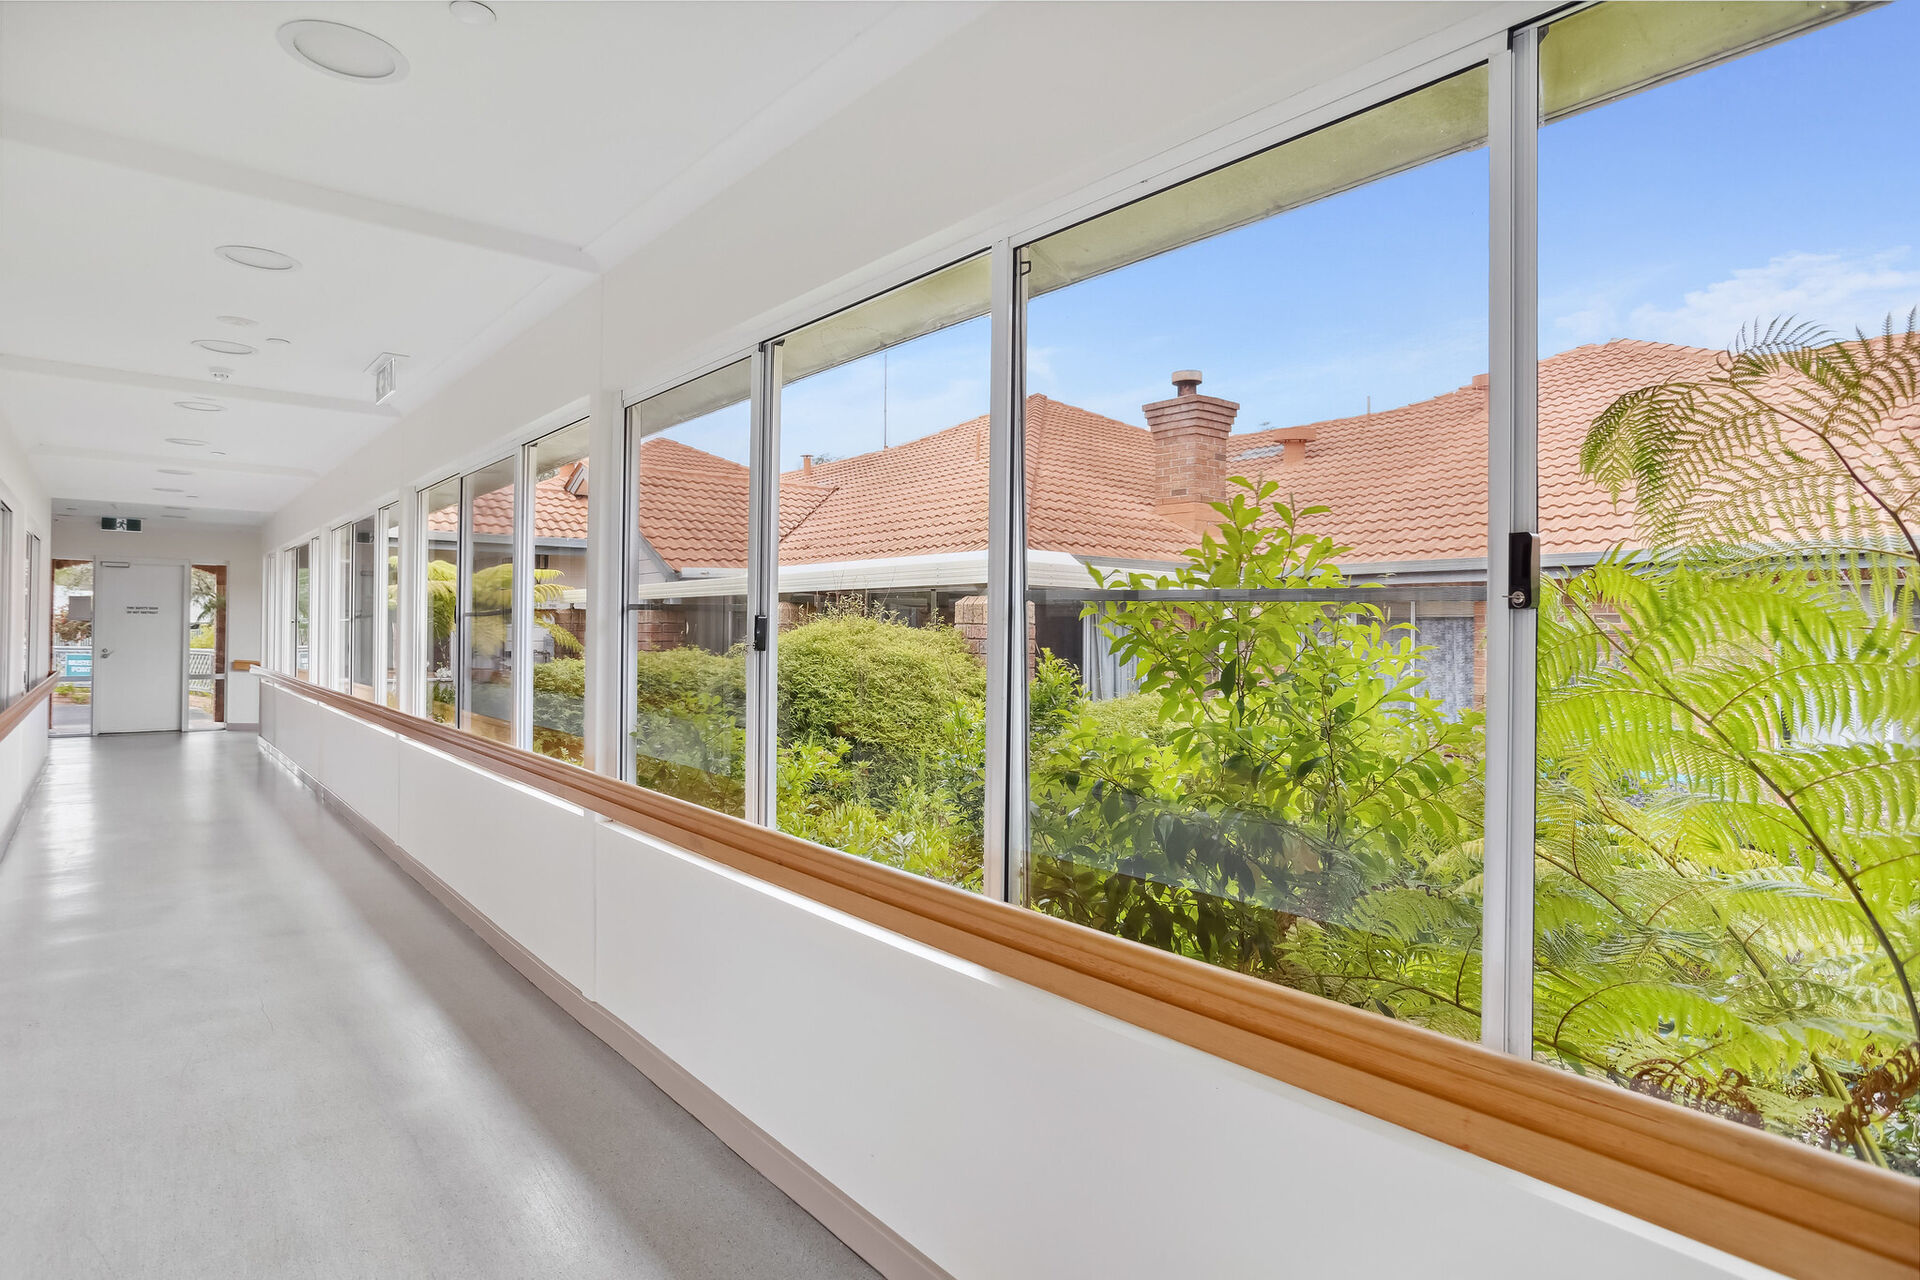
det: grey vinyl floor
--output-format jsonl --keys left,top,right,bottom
{"left": 0, "top": 731, "right": 877, "bottom": 1280}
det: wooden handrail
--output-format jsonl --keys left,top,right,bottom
{"left": 3, "top": 673, "right": 59, "bottom": 741}
{"left": 261, "top": 671, "right": 1919, "bottom": 1280}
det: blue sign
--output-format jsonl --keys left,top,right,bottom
{"left": 62, "top": 652, "right": 91, "bottom": 679}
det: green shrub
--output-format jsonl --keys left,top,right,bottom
{"left": 777, "top": 607, "right": 983, "bottom": 792}
{"left": 1075, "top": 692, "right": 1160, "bottom": 743}
{"left": 532, "top": 657, "right": 583, "bottom": 698}
{"left": 635, "top": 645, "right": 744, "bottom": 713}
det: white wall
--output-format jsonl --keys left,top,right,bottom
{"left": 49, "top": 519, "right": 265, "bottom": 724}
{"left": 261, "top": 680, "right": 1779, "bottom": 1280}
{"left": 0, "top": 406, "right": 54, "bottom": 838}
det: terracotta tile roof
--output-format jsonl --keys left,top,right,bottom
{"left": 1226, "top": 340, "right": 1720, "bottom": 561}
{"left": 425, "top": 338, "right": 1910, "bottom": 577}
{"left": 636, "top": 437, "right": 749, "bottom": 569}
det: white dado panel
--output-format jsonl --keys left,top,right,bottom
{"left": 258, "top": 696, "right": 1779, "bottom": 1280}
{"left": 590, "top": 822, "right": 1775, "bottom": 1280}
{"left": 394, "top": 736, "right": 595, "bottom": 997}
{"left": 314, "top": 703, "right": 399, "bottom": 841}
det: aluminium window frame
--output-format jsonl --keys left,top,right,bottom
{"left": 618, "top": 353, "right": 756, "bottom": 796}
{"left": 605, "top": 26, "right": 1541, "bottom": 1050}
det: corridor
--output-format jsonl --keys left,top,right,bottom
{"left": 0, "top": 731, "right": 874, "bottom": 1279}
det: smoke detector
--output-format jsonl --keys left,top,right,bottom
{"left": 366, "top": 351, "right": 406, "bottom": 404}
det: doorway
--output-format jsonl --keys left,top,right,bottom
{"left": 92, "top": 560, "right": 186, "bottom": 734}
{"left": 188, "top": 565, "right": 227, "bottom": 729}
{"left": 50, "top": 558, "right": 93, "bottom": 737}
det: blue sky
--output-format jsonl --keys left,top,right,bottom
{"left": 676, "top": 3, "right": 1916, "bottom": 471}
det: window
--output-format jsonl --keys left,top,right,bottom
{"left": 1019, "top": 67, "right": 1490, "bottom": 1034}
{"left": 24, "top": 532, "right": 40, "bottom": 682}
{"left": 422, "top": 477, "right": 460, "bottom": 722}
{"left": 332, "top": 521, "right": 353, "bottom": 691}
{"left": 772, "top": 256, "right": 991, "bottom": 889}
{"left": 625, "top": 360, "right": 751, "bottom": 814}
{"left": 344, "top": 515, "right": 377, "bottom": 699}
{"left": 381, "top": 504, "right": 400, "bottom": 708}
{"left": 290, "top": 542, "right": 311, "bottom": 681}
{"left": 462, "top": 457, "right": 516, "bottom": 742}
{"left": 530, "top": 420, "right": 591, "bottom": 763}
{"left": 1534, "top": 1, "right": 1917, "bottom": 1166}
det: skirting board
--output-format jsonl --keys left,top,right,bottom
{"left": 257, "top": 736, "right": 951, "bottom": 1280}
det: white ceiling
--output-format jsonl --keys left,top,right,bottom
{"left": 0, "top": 1, "right": 975, "bottom": 523}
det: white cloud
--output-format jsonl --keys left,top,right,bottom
{"left": 1626, "top": 249, "right": 1920, "bottom": 349}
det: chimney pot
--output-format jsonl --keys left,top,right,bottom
{"left": 1172, "top": 369, "right": 1202, "bottom": 396}
{"left": 801, "top": 454, "right": 813, "bottom": 473}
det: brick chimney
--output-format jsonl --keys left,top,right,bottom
{"left": 1142, "top": 370, "right": 1238, "bottom": 534}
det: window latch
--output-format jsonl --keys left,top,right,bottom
{"left": 752, "top": 613, "right": 769, "bottom": 651}
{"left": 1507, "top": 530, "right": 1538, "bottom": 610}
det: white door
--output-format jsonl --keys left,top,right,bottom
{"left": 93, "top": 560, "right": 185, "bottom": 734}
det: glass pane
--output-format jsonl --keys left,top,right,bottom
{"left": 530, "top": 420, "right": 590, "bottom": 765}
{"left": 423, "top": 477, "right": 460, "bottom": 723}
{"left": 628, "top": 359, "right": 750, "bottom": 815}
{"left": 1537, "top": 2, "right": 1917, "bottom": 1170}
{"left": 1023, "top": 67, "right": 1490, "bottom": 1037}
{"left": 292, "top": 543, "right": 311, "bottom": 681}
{"left": 334, "top": 523, "right": 352, "bottom": 691}
{"left": 775, "top": 257, "right": 991, "bottom": 890}
{"left": 188, "top": 565, "right": 224, "bottom": 726}
{"left": 51, "top": 558, "right": 91, "bottom": 737}
{"left": 463, "top": 457, "right": 515, "bottom": 743}
{"left": 350, "top": 515, "right": 377, "bottom": 698}
{"left": 381, "top": 504, "right": 399, "bottom": 708}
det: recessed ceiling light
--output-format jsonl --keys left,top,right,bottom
{"left": 215, "top": 244, "right": 300, "bottom": 272}
{"left": 216, "top": 315, "right": 257, "bottom": 327}
{"left": 165, "top": 437, "right": 208, "bottom": 447}
{"left": 265, "top": 337, "right": 291, "bottom": 346}
{"left": 172, "top": 400, "right": 224, "bottom": 413}
{"left": 450, "top": 1, "right": 497, "bottom": 26}
{"left": 192, "top": 339, "right": 255, "bottom": 356}
{"left": 158, "top": 468, "right": 194, "bottom": 476}
{"left": 153, "top": 486, "right": 184, "bottom": 493}
{"left": 278, "top": 19, "right": 409, "bottom": 83}
{"left": 208, "top": 450, "right": 228, "bottom": 457}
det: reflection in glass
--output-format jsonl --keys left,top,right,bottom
{"left": 462, "top": 457, "right": 516, "bottom": 743}
{"left": 1022, "top": 67, "right": 1490, "bottom": 1037}
{"left": 530, "top": 420, "right": 591, "bottom": 764}
{"left": 291, "top": 543, "right": 311, "bottom": 681}
{"left": 334, "top": 522, "right": 353, "bottom": 692}
{"left": 349, "top": 514, "right": 377, "bottom": 699}
{"left": 627, "top": 360, "right": 750, "bottom": 814}
{"left": 381, "top": 504, "right": 399, "bottom": 708}
{"left": 423, "top": 477, "right": 460, "bottom": 723}
{"left": 774, "top": 257, "right": 991, "bottom": 889}
{"left": 1537, "top": 2, "right": 1918, "bottom": 1167}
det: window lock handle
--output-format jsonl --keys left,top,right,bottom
{"left": 1507, "top": 531, "right": 1538, "bottom": 610}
